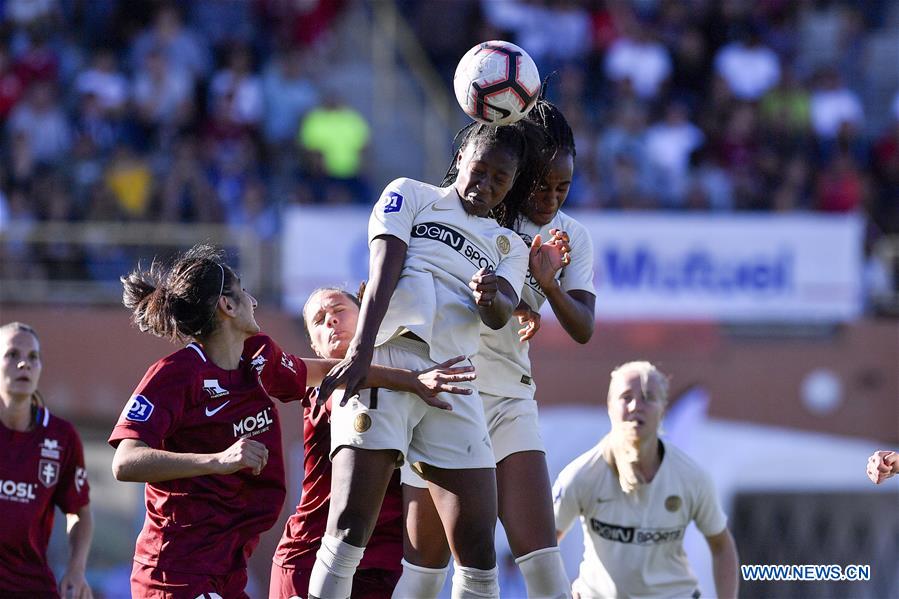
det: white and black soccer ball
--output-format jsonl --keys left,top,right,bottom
{"left": 453, "top": 40, "right": 540, "bottom": 126}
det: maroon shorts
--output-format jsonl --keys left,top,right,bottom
{"left": 131, "top": 561, "right": 249, "bottom": 599}
{"left": 268, "top": 563, "right": 400, "bottom": 599}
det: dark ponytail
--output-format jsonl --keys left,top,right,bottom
{"left": 121, "top": 244, "right": 237, "bottom": 342}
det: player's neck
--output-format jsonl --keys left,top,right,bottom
{"left": 0, "top": 394, "right": 33, "bottom": 431}
{"left": 634, "top": 436, "right": 662, "bottom": 482}
{"left": 197, "top": 328, "right": 245, "bottom": 371}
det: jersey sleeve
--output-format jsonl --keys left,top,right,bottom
{"left": 368, "top": 178, "right": 419, "bottom": 246}
{"left": 245, "top": 334, "right": 309, "bottom": 402}
{"left": 560, "top": 218, "right": 596, "bottom": 295}
{"left": 552, "top": 458, "right": 584, "bottom": 536}
{"left": 54, "top": 422, "right": 90, "bottom": 514}
{"left": 495, "top": 231, "right": 529, "bottom": 304}
{"left": 107, "top": 358, "right": 192, "bottom": 449}
{"left": 691, "top": 467, "right": 728, "bottom": 537}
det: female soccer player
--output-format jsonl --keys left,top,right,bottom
{"left": 554, "top": 362, "right": 740, "bottom": 599}
{"left": 396, "top": 99, "right": 594, "bottom": 599}
{"left": 109, "top": 245, "right": 475, "bottom": 599}
{"left": 0, "top": 322, "right": 93, "bottom": 599}
{"left": 866, "top": 450, "right": 899, "bottom": 484}
{"left": 271, "top": 285, "right": 434, "bottom": 598}
{"left": 309, "top": 121, "right": 559, "bottom": 599}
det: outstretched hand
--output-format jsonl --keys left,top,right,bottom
{"left": 411, "top": 355, "right": 477, "bottom": 410}
{"left": 529, "top": 229, "right": 570, "bottom": 289}
{"left": 514, "top": 305, "right": 541, "bottom": 342}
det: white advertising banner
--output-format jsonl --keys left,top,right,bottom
{"left": 281, "top": 208, "right": 864, "bottom": 322}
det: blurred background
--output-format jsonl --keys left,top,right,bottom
{"left": 0, "top": 0, "right": 897, "bottom": 597}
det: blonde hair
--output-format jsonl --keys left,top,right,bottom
{"left": 603, "top": 361, "right": 669, "bottom": 494}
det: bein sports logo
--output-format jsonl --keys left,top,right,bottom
{"left": 590, "top": 518, "right": 683, "bottom": 545}
{"left": 124, "top": 395, "right": 154, "bottom": 422}
{"left": 602, "top": 246, "right": 793, "bottom": 294}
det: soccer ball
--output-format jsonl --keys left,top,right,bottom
{"left": 453, "top": 40, "right": 540, "bottom": 126}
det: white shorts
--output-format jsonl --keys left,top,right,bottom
{"left": 331, "top": 335, "right": 496, "bottom": 471}
{"left": 481, "top": 392, "right": 545, "bottom": 463}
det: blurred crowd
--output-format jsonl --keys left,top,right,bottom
{"left": 412, "top": 0, "right": 899, "bottom": 236}
{"left": 1, "top": 0, "right": 898, "bottom": 288}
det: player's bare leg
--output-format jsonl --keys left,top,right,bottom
{"left": 497, "top": 450, "right": 571, "bottom": 598}
{"left": 309, "top": 446, "right": 398, "bottom": 599}
{"left": 421, "top": 463, "right": 499, "bottom": 598}
{"left": 392, "top": 484, "right": 452, "bottom": 598}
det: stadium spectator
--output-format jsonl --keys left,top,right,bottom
{"left": 809, "top": 68, "right": 864, "bottom": 141}
{"left": 210, "top": 44, "right": 264, "bottom": 129}
{"left": 298, "top": 94, "right": 371, "bottom": 203}
{"left": 0, "top": 46, "right": 25, "bottom": 120}
{"left": 713, "top": 24, "right": 781, "bottom": 101}
{"left": 261, "top": 47, "right": 320, "bottom": 147}
{"left": 132, "top": 48, "right": 195, "bottom": 138}
{"left": 129, "top": 4, "right": 211, "bottom": 81}
{"left": 815, "top": 151, "right": 867, "bottom": 213}
{"left": 160, "top": 136, "right": 219, "bottom": 223}
{"left": 0, "top": 322, "right": 93, "bottom": 598}
{"left": 554, "top": 361, "right": 740, "bottom": 599}
{"left": 7, "top": 81, "right": 71, "bottom": 165}
{"left": 644, "top": 101, "right": 704, "bottom": 207}
{"left": 604, "top": 18, "right": 671, "bottom": 100}
{"left": 75, "top": 49, "right": 128, "bottom": 115}
{"left": 103, "top": 144, "right": 153, "bottom": 220}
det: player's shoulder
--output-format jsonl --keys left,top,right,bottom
{"left": 662, "top": 441, "right": 713, "bottom": 484}
{"left": 243, "top": 333, "right": 281, "bottom": 359}
{"left": 383, "top": 178, "right": 446, "bottom": 203}
{"left": 146, "top": 344, "right": 208, "bottom": 378}
{"left": 555, "top": 210, "right": 590, "bottom": 238}
{"left": 35, "top": 407, "right": 79, "bottom": 440}
{"left": 561, "top": 441, "right": 608, "bottom": 481}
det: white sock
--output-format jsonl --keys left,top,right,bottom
{"left": 515, "top": 547, "right": 572, "bottom": 598}
{"left": 451, "top": 563, "right": 499, "bottom": 599}
{"left": 391, "top": 558, "right": 449, "bottom": 599}
{"left": 307, "top": 534, "right": 365, "bottom": 599}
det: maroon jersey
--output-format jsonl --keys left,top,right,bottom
{"left": 0, "top": 408, "right": 90, "bottom": 594}
{"left": 272, "top": 390, "right": 403, "bottom": 572}
{"left": 108, "top": 334, "right": 307, "bottom": 576}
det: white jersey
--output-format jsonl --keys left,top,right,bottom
{"left": 553, "top": 440, "right": 727, "bottom": 599}
{"left": 369, "top": 178, "right": 529, "bottom": 364}
{"left": 473, "top": 211, "right": 595, "bottom": 399}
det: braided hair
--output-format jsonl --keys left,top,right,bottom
{"left": 526, "top": 98, "right": 576, "bottom": 160}
{"left": 441, "top": 120, "right": 551, "bottom": 230}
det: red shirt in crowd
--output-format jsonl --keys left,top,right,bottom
{"left": 272, "top": 389, "right": 403, "bottom": 573}
{"left": 108, "top": 334, "right": 307, "bottom": 576}
{"left": 0, "top": 407, "right": 90, "bottom": 594}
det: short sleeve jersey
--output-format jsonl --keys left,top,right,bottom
{"left": 473, "top": 211, "right": 595, "bottom": 398}
{"left": 369, "top": 178, "right": 529, "bottom": 363}
{"left": 108, "top": 334, "right": 307, "bottom": 576}
{"left": 553, "top": 440, "right": 727, "bottom": 599}
{"left": 0, "top": 408, "right": 90, "bottom": 593}
{"left": 272, "top": 390, "right": 403, "bottom": 572}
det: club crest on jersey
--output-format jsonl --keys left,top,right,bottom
{"left": 38, "top": 459, "right": 60, "bottom": 487}
{"left": 354, "top": 412, "right": 372, "bottom": 433}
{"left": 75, "top": 467, "right": 87, "bottom": 493}
{"left": 280, "top": 354, "right": 296, "bottom": 374}
{"left": 203, "top": 379, "right": 229, "bottom": 399}
{"left": 124, "top": 394, "right": 154, "bottom": 422}
{"left": 250, "top": 354, "right": 267, "bottom": 376}
{"left": 665, "top": 495, "right": 682, "bottom": 512}
{"left": 496, "top": 234, "right": 511, "bottom": 255}
{"left": 40, "top": 438, "right": 61, "bottom": 459}
{"left": 382, "top": 191, "right": 403, "bottom": 214}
